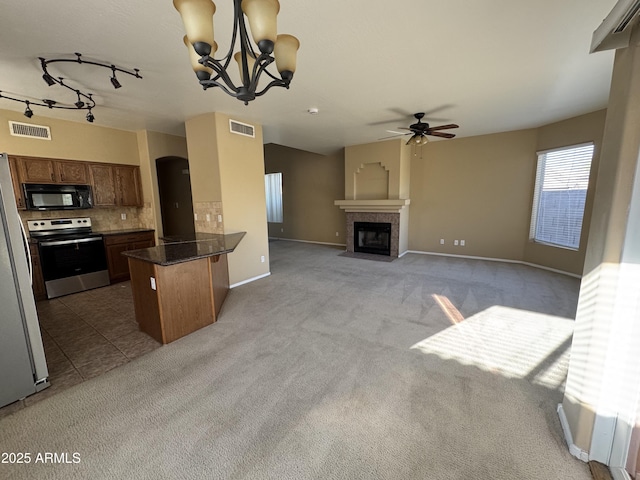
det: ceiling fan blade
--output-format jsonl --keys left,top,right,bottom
{"left": 397, "top": 127, "right": 413, "bottom": 131}
{"left": 428, "top": 131, "right": 456, "bottom": 139}
{"left": 427, "top": 123, "right": 459, "bottom": 131}
{"left": 378, "top": 133, "right": 411, "bottom": 140}
{"left": 386, "top": 130, "right": 406, "bottom": 135}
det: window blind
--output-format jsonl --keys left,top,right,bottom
{"left": 529, "top": 143, "right": 594, "bottom": 250}
{"left": 265, "top": 172, "right": 283, "bottom": 223}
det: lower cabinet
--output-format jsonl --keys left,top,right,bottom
{"left": 104, "top": 231, "right": 155, "bottom": 283}
{"left": 30, "top": 244, "right": 47, "bottom": 301}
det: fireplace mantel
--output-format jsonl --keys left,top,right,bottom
{"left": 334, "top": 199, "right": 410, "bottom": 213}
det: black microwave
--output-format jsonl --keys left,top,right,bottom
{"left": 23, "top": 183, "right": 93, "bottom": 211}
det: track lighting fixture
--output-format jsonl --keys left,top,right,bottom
{"left": 0, "top": 52, "right": 142, "bottom": 123}
{"left": 24, "top": 102, "right": 33, "bottom": 118}
{"left": 174, "top": 0, "right": 300, "bottom": 105}
{"left": 110, "top": 67, "right": 122, "bottom": 89}
{"left": 42, "top": 73, "right": 56, "bottom": 86}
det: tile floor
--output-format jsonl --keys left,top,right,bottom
{"left": 0, "top": 282, "right": 160, "bottom": 419}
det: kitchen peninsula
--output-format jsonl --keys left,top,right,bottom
{"left": 123, "top": 232, "right": 245, "bottom": 344}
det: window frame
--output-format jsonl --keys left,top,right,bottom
{"left": 529, "top": 142, "right": 595, "bottom": 251}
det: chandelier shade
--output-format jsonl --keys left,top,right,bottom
{"left": 174, "top": 0, "right": 299, "bottom": 104}
{"left": 173, "top": 0, "right": 217, "bottom": 56}
{"left": 274, "top": 34, "right": 299, "bottom": 76}
{"left": 241, "top": 0, "right": 280, "bottom": 53}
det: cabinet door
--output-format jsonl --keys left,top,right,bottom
{"left": 56, "top": 160, "right": 88, "bottom": 184}
{"left": 116, "top": 166, "right": 142, "bottom": 207}
{"left": 8, "top": 156, "right": 25, "bottom": 210}
{"left": 88, "top": 164, "right": 117, "bottom": 207}
{"left": 18, "top": 157, "right": 56, "bottom": 183}
{"left": 106, "top": 243, "right": 131, "bottom": 283}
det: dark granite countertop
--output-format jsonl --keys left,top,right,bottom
{"left": 122, "top": 232, "right": 246, "bottom": 266}
{"left": 98, "top": 228, "right": 155, "bottom": 236}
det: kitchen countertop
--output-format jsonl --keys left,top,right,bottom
{"left": 122, "top": 232, "right": 246, "bottom": 266}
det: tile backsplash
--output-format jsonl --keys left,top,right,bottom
{"left": 20, "top": 203, "right": 155, "bottom": 234}
{"left": 193, "top": 201, "right": 224, "bottom": 234}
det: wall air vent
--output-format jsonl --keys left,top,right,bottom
{"left": 9, "top": 121, "right": 51, "bottom": 140}
{"left": 229, "top": 119, "right": 255, "bottom": 138}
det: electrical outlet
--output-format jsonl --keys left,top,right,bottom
{"left": 440, "top": 238, "right": 445, "bottom": 245}
{"left": 460, "top": 240, "right": 465, "bottom": 246}
{"left": 260, "top": 255, "right": 265, "bottom": 263}
{"left": 281, "top": 228, "right": 284, "bottom": 233}
{"left": 454, "top": 240, "right": 459, "bottom": 246}
{"left": 336, "top": 232, "right": 339, "bottom": 237}
{"left": 218, "top": 214, "right": 222, "bottom": 222}
{"left": 206, "top": 214, "right": 211, "bottom": 222}
{"left": 150, "top": 277, "right": 156, "bottom": 290}
{"left": 194, "top": 213, "right": 198, "bottom": 221}
{"left": 121, "top": 213, "right": 126, "bottom": 220}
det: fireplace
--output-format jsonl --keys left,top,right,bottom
{"left": 354, "top": 222, "right": 391, "bottom": 256}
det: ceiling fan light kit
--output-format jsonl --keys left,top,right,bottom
{"left": 174, "top": 0, "right": 300, "bottom": 105}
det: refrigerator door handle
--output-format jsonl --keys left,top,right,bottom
{"left": 18, "top": 217, "right": 32, "bottom": 285}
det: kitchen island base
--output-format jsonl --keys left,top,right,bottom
{"left": 128, "top": 254, "right": 229, "bottom": 344}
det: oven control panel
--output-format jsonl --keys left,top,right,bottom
{"left": 27, "top": 217, "right": 92, "bottom": 233}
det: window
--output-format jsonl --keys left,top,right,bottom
{"left": 264, "top": 172, "right": 283, "bottom": 223}
{"left": 530, "top": 143, "right": 594, "bottom": 250}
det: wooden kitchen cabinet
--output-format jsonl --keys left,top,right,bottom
{"left": 88, "top": 163, "right": 117, "bottom": 206}
{"left": 16, "top": 157, "right": 56, "bottom": 183}
{"left": 55, "top": 160, "right": 88, "bottom": 184}
{"left": 8, "top": 157, "right": 25, "bottom": 210}
{"left": 104, "top": 231, "right": 155, "bottom": 283}
{"left": 15, "top": 156, "right": 88, "bottom": 184}
{"left": 29, "top": 244, "right": 47, "bottom": 301}
{"left": 115, "top": 166, "right": 143, "bottom": 207}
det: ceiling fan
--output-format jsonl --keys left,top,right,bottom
{"left": 382, "top": 112, "right": 459, "bottom": 145}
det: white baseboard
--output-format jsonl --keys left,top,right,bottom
{"left": 611, "top": 467, "right": 632, "bottom": 480}
{"left": 230, "top": 272, "right": 271, "bottom": 289}
{"left": 269, "top": 237, "right": 346, "bottom": 247}
{"left": 557, "top": 403, "right": 590, "bottom": 462}
{"left": 405, "top": 250, "right": 581, "bottom": 278}
{"left": 398, "top": 250, "right": 409, "bottom": 258}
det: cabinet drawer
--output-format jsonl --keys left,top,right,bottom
{"left": 104, "top": 232, "right": 154, "bottom": 246}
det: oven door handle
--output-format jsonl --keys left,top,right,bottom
{"left": 40, "top": 237, "right": 103, "bottom": 247}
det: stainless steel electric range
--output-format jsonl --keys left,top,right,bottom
{"left": 27, "top": 217, "right": 109, "bottom": 299}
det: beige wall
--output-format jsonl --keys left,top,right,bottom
{"left": 0, "top": 108, "right": 139, "bottom": 164}
{"left": 409, "top": 129, "right": 537, "bottom": 261}
{"left": 344, "top": 139, "right": 408, "bottom": 200}
{"left": 354, "top": 163, "right": 388, "bottom": 200}
{"left": 186, "top": 112, "right": 269, "bottom": 285}
{"left": 523, "top": 110, "right": 607, "bottom": 274}
{"left": 264, "top": 143, "right": 346, "bottom": 244}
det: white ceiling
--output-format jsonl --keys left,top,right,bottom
{"left": 0, "top": 1, "right": 618, "bottom": 155}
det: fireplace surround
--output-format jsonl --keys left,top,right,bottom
{"left": 354, "top": 222, "right": 392, "bottom": 256}
{"left": 346, "top": 211, "right": 400, "bottom": 257}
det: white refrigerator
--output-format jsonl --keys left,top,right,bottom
{"left": 0, "top": 153, "right": 49, "bottom": 408}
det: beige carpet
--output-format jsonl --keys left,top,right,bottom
{"left": 0, "top": 240, "right": 590, "bottom": 479}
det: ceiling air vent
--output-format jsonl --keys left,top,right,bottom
{"left": 229, "top": 119, "right": 255, "bottom": 138}
{"left": 9, "top": 121, "right": 51, "bottom": 140}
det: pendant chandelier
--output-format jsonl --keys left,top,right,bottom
{"left": 174, "top": 0, "right": 300, "bottom": 105}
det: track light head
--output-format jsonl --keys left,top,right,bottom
{"left": 86, "top": 110, "right": 95, "bottom": 123}
{"left": 24, "top": 103, "right": 33, "bottom": 118}
{"left": 110, "top": 67, "right": 121, "bottom": 89}
{"left": 42, "top": 73, "right": 55, "bottom": 86}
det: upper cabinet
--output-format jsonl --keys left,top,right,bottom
{"left": 15, "top": 156, "right": 88, "bottom": 184}
{"left": 55, "top": 160, "right": 89, "bottom": 184}
{"left": 8, "top": 155, "right": 144, "bottom": 209}
{"left": 17, "top": 157, "right": 56, "bottom": 183}
{"left": 88, "top": 163, "right": 117, "bottom": 207}
{"left": 115, "top": 166, "right": 142, "bottom": 207}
